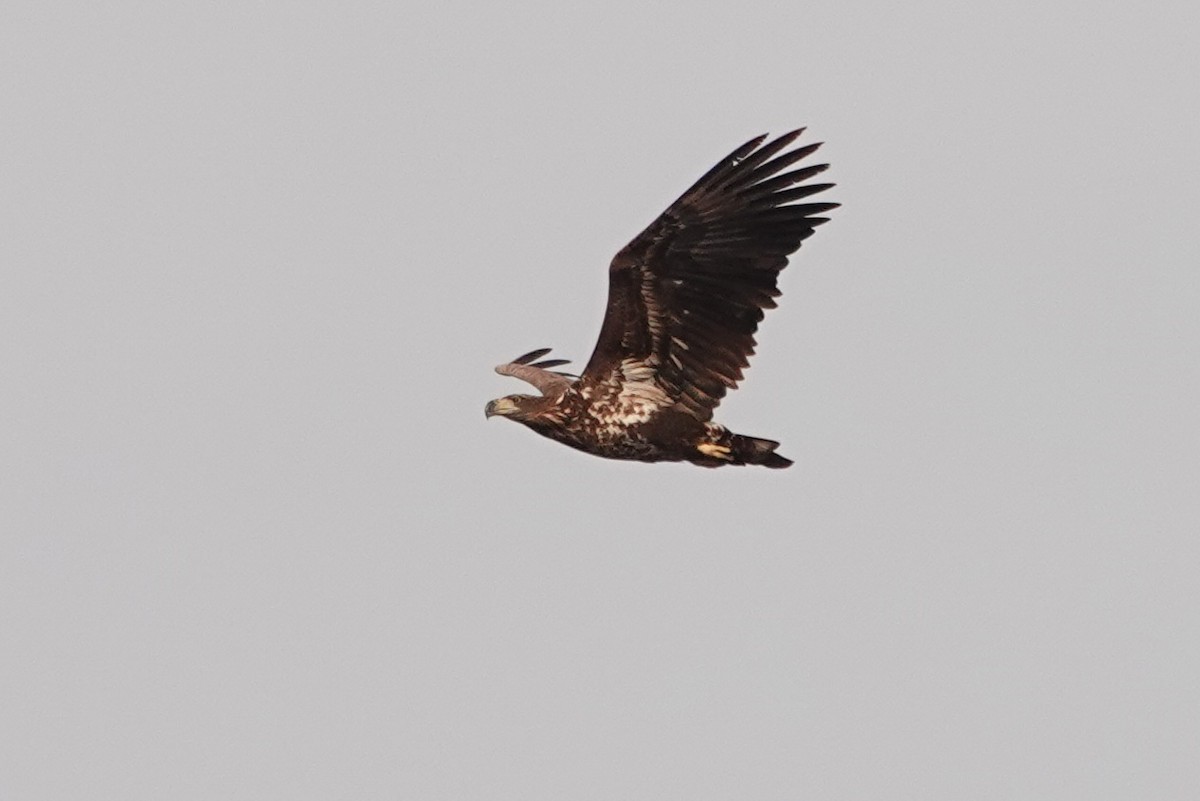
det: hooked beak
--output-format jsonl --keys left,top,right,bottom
{"left": 485, "top": 397, "right": 517, "bottom": 419}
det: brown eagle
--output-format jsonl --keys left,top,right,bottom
{"left": 485, "top": 129, "right": 837, "bottom": 468}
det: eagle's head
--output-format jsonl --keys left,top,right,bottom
{"left": 484, "top": 394, "right": 546, "bottom": 422}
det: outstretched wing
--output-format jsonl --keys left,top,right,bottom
{"left": 495, "top": 348, "right": 576, "bottom": 396}
{"left": 579, "top": 129, "right": 837, "bottom": 420}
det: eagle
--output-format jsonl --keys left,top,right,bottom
{"left": 485, "top": 129, "right": 837, "bottom": 468}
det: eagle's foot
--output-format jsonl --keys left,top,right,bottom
{"left": 696, "top": 442, "right": 732, "bottom": 460}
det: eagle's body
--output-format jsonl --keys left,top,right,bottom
{"left": 485, "top": 129, "right": 837, "bottom": 468}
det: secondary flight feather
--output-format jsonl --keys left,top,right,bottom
{"left": 485, "top": 129, "right": 837, "bottom": 468}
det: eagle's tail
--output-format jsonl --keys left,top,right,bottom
{"left": 729, "top": 434, "right": 793, "bottom": 469}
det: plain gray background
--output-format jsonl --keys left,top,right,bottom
{"left": 2, "top": 1, "right": 1197, "bottom": 799}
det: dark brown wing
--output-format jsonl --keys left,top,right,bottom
{"left": 579, "top": 129, "right": 837, "bottom": 420}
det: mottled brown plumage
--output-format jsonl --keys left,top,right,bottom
{"left": 485, "top": 129, "right": 837, "bottom": 468}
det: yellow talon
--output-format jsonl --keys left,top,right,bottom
{"left": 697, "top": 443, "right": 732, "bottom": 459}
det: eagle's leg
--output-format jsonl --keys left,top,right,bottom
{"left": 696, "top": 442, "right": 733, "bottom": 459}
{"left": 695, "top": 424, "right": 794, "bottom": 469}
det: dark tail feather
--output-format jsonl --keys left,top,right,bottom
{"left": 731, "top": 434, "right": 793, "bottom": 469}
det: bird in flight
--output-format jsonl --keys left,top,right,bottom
{"left": 485, "top": 129, "right": 837, "bottom": 468}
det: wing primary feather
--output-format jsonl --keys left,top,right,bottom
{"left": 752, "top": 182, "right": 837, "bottom": 208}
{"left": 673, "top": 134, "right": 770, "bottom": 200}
{"left": 716, "top": 133, "right": 811, "bottom": 191}
{"left": 741, "top": 164, "right": 830, "bottom": 199}
{"left": 709, "top": 131, "right": 805, "bottom": 193}
{"left": 733, "top": 143, "right": 823, "bottom": 189}
{"left": 512, "top": 347, "right": 552, "bottom": 364}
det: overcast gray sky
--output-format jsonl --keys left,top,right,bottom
{"left": 2, "top": 1, "right": 1198, "bottom": 799}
